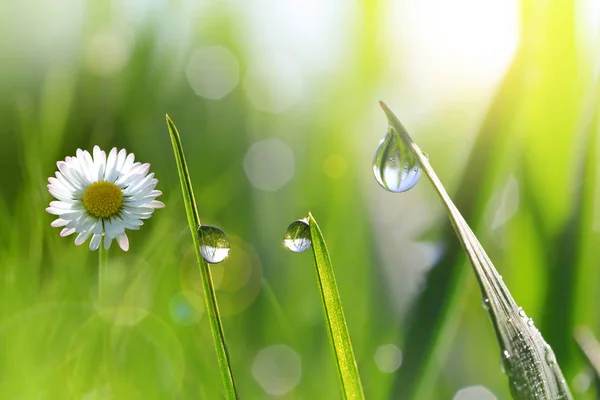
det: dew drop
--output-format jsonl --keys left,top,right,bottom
{"left": 283, "top": 218, "right": 311, "bottom": 253}
{"left": 527, "top": 318, "right": 534, "bottom": 327}
{"left": 500, "top": 349, "right": 510, "bottom": 374}
{"left": 198, "top": 225, "right": 230, "bottom": 264}
{"left": 544, "top": 345, "right": 556, "bottom": 365}
{"left": 482, "top": 297, "right": 490, "bottom": 311}
{"left": 517, "top": 307, "right": 526, "bottom": 318}
{"left": 372, "top": 126, "right": 422, "bottom": 193}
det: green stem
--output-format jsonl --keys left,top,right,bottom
{"left": 98, "top": 243, "right": 107, "bottom": 305}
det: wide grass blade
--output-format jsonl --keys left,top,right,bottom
{"left": 307, "top": 212, "right": 365, "bottom": 400}
{"left": 379, "top": 102, "right": 573, "bottom": 399}
{"left": 166, "top": 115, "right": 238, "bottom": 399}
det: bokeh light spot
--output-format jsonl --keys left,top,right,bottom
{"left": 169, "top": 291, "right": 204, "bottom": 326}
{"left": 374, "top": 344, "right": 403, "bottom": 373}
{"left": 85, "top": 27, "right": 133, "bottom": 77}
{"left": 453, "top": 385, "right": 497, "bottom": 400}
{"left": 252, "top": 344, "right": 302, "bottom": 396}
{"left": 243, "top": 139, "right": 295, "bottom": 191}
{"left": 186, "top": 46, "right": 239, "bottom": 100}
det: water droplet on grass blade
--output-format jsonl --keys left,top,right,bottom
{"left": 283, "top": 218, "right": 311, "bottom": 252}
{"left": 198, "top": 225, "right": 230, "bottom": 264}
{"left": 482, "top": 297, "right": 490, "bottom": 311}
{"left": 545, "top": 345, "right": 556, "bottom": 365}
{"left": 373, "top": 126, "right": 422, "bottom": 192}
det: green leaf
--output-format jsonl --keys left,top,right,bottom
{"left": 165, "top": 115, "right": 238, "bottom": 399}
{"left": 379, "top": 102, "right": 573, "bottom": 400}
{"left": 307, "top": 212, "right": 365, "bottom": 400}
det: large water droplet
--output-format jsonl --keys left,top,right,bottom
{"left": 283, "top": 218, "right": 311, "bottom": 253}
{"left": 198, "top": 225, "right": 230, "bottom": 264}
{"left": 372, "top": 126, "right": 421, "bottom": 192}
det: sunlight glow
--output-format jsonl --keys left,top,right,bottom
{"left": 387, "top": 0, "right": 520, "bottom": 111}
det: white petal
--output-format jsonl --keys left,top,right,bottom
{"left": 55, "top": 172, "right": 83, "bottom": 193}
{"left": 46, "top": 207, "right": 65, "bottom": 216}
{"left": 81, "top": 150, "right": 96, "bottom": 183}
{"left": 49, "top": 201, "right": 82, "bottom": 210}
{"left": 104, "top": 148, "right": 118, "bottom": 182}
{"left": 103, "top": 219, "right": 117, "bottom": 239}
{"left": 120, "top": 153, "right": 135, "bottom": 174}
{"left": 51, "top": 219, "right": 69, "bottom": 227}
{"left": 116, "top": 149, "right": 127, "bottom": 174}
{"left": 71, "top": 151, "right": 93, "bottom": 185}
{"left": 79, "top": 216, "right": 98, "bottom": 232}
{"left": 116, "top": 164, "right": 149, "bottom": 187}
{"left": 127, "top": 184, "right": 157, "bottom": 200}
{"left": 150, "top": 200, "right": 165, "bottom": 208}
{"left": 75, "top": 230, "right": 92, "bottom": 246}
{"left": 104, "top": 236, "right": 112, "bottom": 250}
{"left": 48, "top": 187, "right": 75, "bottom": 203}
{"left": 91, "top": 220, "right": 103, "bottom": 234}
{"left": 55, "top": 210, "right": 85, "bottom": 220}
{"left": 123, "top": 173, "right": 154, "bottom": 196}
{"left": 93, "top": 146, "right": 107, "bottom": 181}
{"left": 89, "top": 233, "right": 102, "bottom": 250}
{"left": 116, "top": 232, "right": 129, "bottom": 251}
{"left": 60, "top": 227, "right": 76, "bottom": 237}
{"left": 66, "top": 216, "right": 86, "bottom": 229}
{"left": 48, "top": 177, "right": 74, "bottom": 194}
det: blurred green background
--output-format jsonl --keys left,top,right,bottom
{"left": 0, "top": 0, "right": 598, "bottom": 398}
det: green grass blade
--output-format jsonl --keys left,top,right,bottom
{"left": 307, "top": 212, "right": 365, "bottom": 400}
{"left": 379, "top": 102, "right": 573, "bottom": 400}
{"left": 165, "top": 115, "right": 238, "bottom": 399}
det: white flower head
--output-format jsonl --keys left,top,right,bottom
{"left": 46, "top": 146, "right": 165, "bottom": 251}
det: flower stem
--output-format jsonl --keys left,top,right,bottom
{"left": 98, "top": 243, "right": 108, "bottom": 305}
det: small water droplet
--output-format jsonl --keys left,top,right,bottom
{"left": 482, "top": 297, "right": 490, "bottom": 311}
{"left": 545, "top": 345, "right": 556, "bottom": 365}
{"left": 283, "top": 218, "right": 311, "bottom": 253}
{"left": 527, "top": 318, "right": 534, "bottom": 327}
{"left": 500, "top": 349, "right": 510, "bottom": 374}
{"left": 372, "top": 126, "right": 422, "bottom": 192}
{"left": 517, "top": 307, "right": 526, "bottom": 318}
{"left": 198, "top": 225, "right": 230, "bottom": 264}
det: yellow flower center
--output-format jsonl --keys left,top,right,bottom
{"left": 82, "top": 181, "right": 123, "bottom": 218}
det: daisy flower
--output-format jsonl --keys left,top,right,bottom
{"left": 46, "top": 146, "right": 165, "bottom": 251}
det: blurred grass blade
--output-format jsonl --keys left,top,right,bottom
{"left": 574, "top": 327, "right": 600, "bottom": 391}
{"left": 379, "top": 102, "right": 573, "bottom": 400}
{"left": 307, "top": 212, "right": 365, "bottom": 400}
{"left": 166, "top": 115, "right": 238, "bottom": 399}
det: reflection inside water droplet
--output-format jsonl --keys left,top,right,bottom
{"left": 372, "top": 126, "right": 422, "bottom": 193}
{"left": 198, "top": 225, "right": 231, "bottom": 264}
{"left": 283, "top": 218, "right": 311, "bottom": 253}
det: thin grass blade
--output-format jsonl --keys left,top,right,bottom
{"left": 307, "top": 212, "right": 365, "bottom": 400}
{"left": 379, "top": 102, "right": 573, "bottom": 399}
{"left": 166, "top": 115, "right": 238, "bottom": 399}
